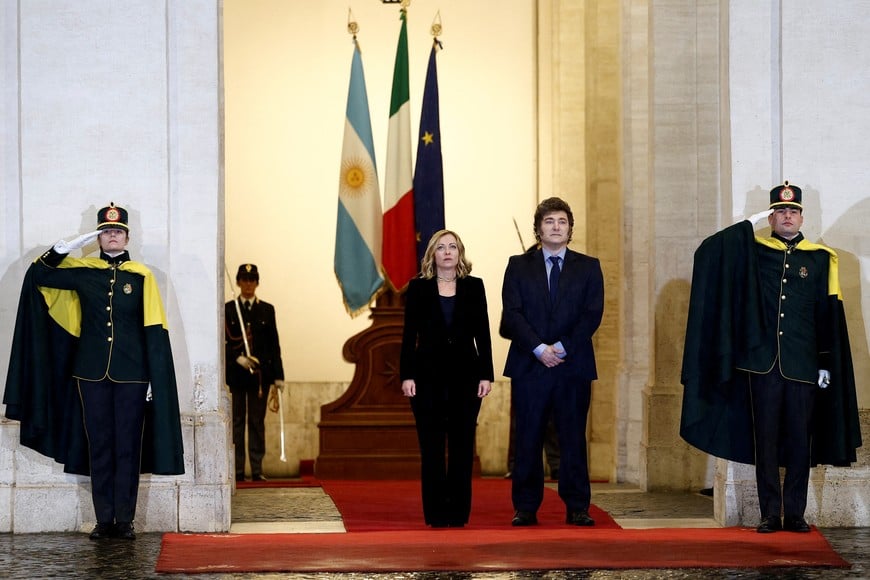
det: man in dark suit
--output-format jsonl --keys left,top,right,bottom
{"left": 500, "top": 197, "right": 604, "bottom": 527}
{"left": 225, "top": 264, "right": 285, "bottom": 482}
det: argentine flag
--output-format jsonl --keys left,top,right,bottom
{"left": 335, "top": 38, "right": 385, "bottom": 317}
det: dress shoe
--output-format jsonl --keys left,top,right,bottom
{"left": 566, "top": 510, "right": 595, "bottom": 526}
{"left": 511, "top": 511, "right": 538, "bottom": 526}
{"left": 114, "top": 522, "right": 136, "bottom": 540}
{"left": 756, "top": 515, "right": 782, "bottom": 533}
{"left": 549, "top": 469, "right": 560, "bottom": 481}
{"left": 89, "top": 523, "right": 114, "bottom": 540}
{"left": 783, "top": 516, "right": 811, "bottom": 533}
{"left": 504, "top": 471, "right": 513, "bottom": 479}
{"left": 235, "top": 473, "right": 245, "bottom": 482}
{"left": 252, "top": 474, "right": 268, "bottom": 482}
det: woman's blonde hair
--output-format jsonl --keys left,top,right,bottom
{"left": 419, "top": 229, "right": 472, "bottom": 279}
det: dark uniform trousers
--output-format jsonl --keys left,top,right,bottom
{"left": 78, "top": 379, "right": 149, "bottom": 524}
{"left": 750, "top": 369, "right": 816, "bottom": 520}
{"left": 230, "top": 374, "right": 268, "bottom": 477}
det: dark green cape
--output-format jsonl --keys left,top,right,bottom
{"left": 3, "top": 261, "right": 185, "bottom": 476}
{"left": 680, "top": 221, "right": 861, "bottom": 466}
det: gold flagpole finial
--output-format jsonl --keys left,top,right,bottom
{"left": 431, "top": 10, "right": 442, "bottom": 38}
{"left": 347, "top": 8, "right": 359, "bottom": 37}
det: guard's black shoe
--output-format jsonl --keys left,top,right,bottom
{"left": 89, "top": 523, "right": 114, "bottom": 540}
{"left": 114, "top": 522, "right": 136, "bottom": 540}
{"left": 783, "top": 516, "right": 811, "bottom": 533}
{"left": 252, "top": 474, "right": 268, "bottom": 482}
{"left": 566, "top": 510, "right": 595, "bottom": 526}
{"left": 756, "top": 516, "right": 782, "bottom": 533}
{"left": 511, "top": 511, "right": 538, "bottom": 526}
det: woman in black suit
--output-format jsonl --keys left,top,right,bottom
{"left": 400, "top": 229, "right": 494, "bottom": 528}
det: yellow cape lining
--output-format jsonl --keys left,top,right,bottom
{"left": 756, "top": 236, "right": 842, "bottom": 299}
{"left": 36, "top": 257, "right": 169, "bottom": 337}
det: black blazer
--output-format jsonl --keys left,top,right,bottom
{"left": 500, "top": 248, "right": 604, "bottom": 380}
{"left": 400, "top": 276, "right": 494, "bottom": 385}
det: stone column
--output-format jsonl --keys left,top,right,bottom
{"left": 537, "top": 0, "right": 622, "bottom": 485}
{"left": 633, "top": 0, "right": 728, "bottom": 492}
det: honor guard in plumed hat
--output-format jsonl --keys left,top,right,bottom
{"left": 96, "top": 202, "right": 130, "bottom": 231}
{"left": 769, "top": 181, "right": 802, "bottom": 211}
{"left": 236, "top": 263, "right": 260, "bottom": 281}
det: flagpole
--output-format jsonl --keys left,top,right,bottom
{"left": 382, "top": 0, "right": 417, "bottom": 291}
{"left": 337, "top": 7, "right": 387, "bottom": 315}
{"left": 412, "top": 9, "right": 446, "bottom": 264}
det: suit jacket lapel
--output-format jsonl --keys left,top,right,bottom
{"left": 529, "top": 249, "right": 551, "bottom": 304}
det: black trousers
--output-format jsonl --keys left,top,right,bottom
{"left": 511, "top": 370, "right": 591, "bottom": 513}
{"left": 507, "top": 404, "right": 560, "bottom": 474}
{"left": 410, "top": 379, "right": 482, "bottom": 526}
{"left": 750, "top": 370, "right": 816, "bottom": 519}
{"left": 230, "top": 376, "right": 267, "bottom": 477}
{"left": 78, "top": 379, "right": 148, "bottom": 525}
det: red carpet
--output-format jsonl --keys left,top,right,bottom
{"left": 320, "top": 478, "right": 619, "bottom": 531}
{"left": 155, "top": 479, "right": 848, "bottom": 573}
{"left": 156, "top": 527, "right": 849, "bottom": 573}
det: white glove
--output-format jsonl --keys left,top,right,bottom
{"left": 145, "top": 385, "right": 153, "bottom": 402}
{"left": 747, "top": 209, "right": 773, "bottom": 226}
{"left": 236, "top": 355, "right": 258, "bottom": 371}
{"left": 273, "top": 379, "right": 285, "bottom": 392}
{"left": 53, "top": 230, "right": 100, "bottom": 254}
{"left": 818, "top": 369, "right": 831, "bottom": 389}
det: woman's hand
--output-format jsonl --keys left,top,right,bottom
{"left": 401, "top": 379, "right": 416, "bottom": 397}
{"left": 478, "top": 380, "right": 492, "bottom": 398}
{"left": 53, "top": 230, "right": 100, "bottom": 254}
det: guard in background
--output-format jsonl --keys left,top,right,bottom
{"left": 225, "top": 264, "right": 285, "bottom": 482}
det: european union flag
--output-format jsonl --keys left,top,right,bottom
{"left": 413, "top": 41, "right": 445, "bottom": 263}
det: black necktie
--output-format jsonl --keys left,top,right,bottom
{"left": 244, "top": 300, "right": 252, "bottom": 312}
{"left": 548, "top": 256, "right": 561, "bottom": 303}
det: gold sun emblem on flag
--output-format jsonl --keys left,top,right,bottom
{"left": 340, "top": 156, "right": 374, "bottom": 198}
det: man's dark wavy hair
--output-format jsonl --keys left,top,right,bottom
{"left": 533, "top": 197, "right": 574, "bottom": 244}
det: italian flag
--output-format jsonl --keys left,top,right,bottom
{"left": 382, "top": 9, "right": 417, "bottom": 292}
